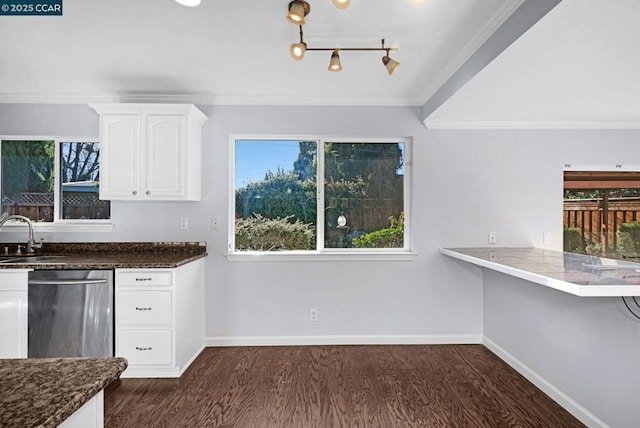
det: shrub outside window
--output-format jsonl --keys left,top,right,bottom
{"left": 1, "top": 139, "right": 110, "bottom": 223}
{"left": 232, "top": 138, "right": 410, "bottom": 253}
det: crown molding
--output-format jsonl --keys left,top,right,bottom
{"left": 423, "top": 120, "right": 640, "bottom": 130}
{"left": 0, "top": 93, "right": 423, "bottom": 107}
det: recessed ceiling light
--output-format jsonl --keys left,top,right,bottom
{"left": 174, "top": 0, "right": 201, "bottom": 7}
{"left": 412, "top": 0, "right": 430, "bottom": 5}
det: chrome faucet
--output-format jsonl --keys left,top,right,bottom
{"left": 0, "top": 214, "right": 43, "bottom": 254}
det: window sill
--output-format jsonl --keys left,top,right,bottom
{"left": 225, "top": 251, "right": 417, "bottom": 262}
{"left": 0, "top": 222, "right": 115, "bottom": 234}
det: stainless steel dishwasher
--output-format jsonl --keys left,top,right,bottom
{"left": 28, "top": 270, "right": 114, "bottom": 358}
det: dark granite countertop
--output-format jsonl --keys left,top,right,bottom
{"left": 0, "top": 357, "right": 127, "bottom": 428}
{"left": 0, "top": 241, "right": 207, "bottom": 270}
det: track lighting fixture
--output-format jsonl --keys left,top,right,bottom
{"left": 287, "top": 0, "right": 311, "bottom": 25}
{"left": 332, "top": 0, "right": 351, "bottom": 9}
{"left": 286, "top": 1, "right": 399, "bottom": 75}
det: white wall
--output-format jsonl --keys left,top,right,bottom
{"left": 197, "top": 105, "right": 482, "bottom": 344}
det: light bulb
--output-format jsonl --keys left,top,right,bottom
{"left": 328, "top": 50, "right": 343, "bottom": 72}
{"left": 287, "top": 1, "right": 308, "bottom": 25}
{"left": 290, "top": 42, "right": 306, "bottom": 60}
{"left": 332, "top": 0, "right": 351, "bottom": 9}
{"left": 174, "top": 0, "right": 201, "bottom": 6}
{"left": 412, "top": 0, "right": 429, "bottom": 5}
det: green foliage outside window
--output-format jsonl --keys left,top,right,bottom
{"left": 2, "top": 140, "right": 55, "bottom": 197}
{"left": 235, "top": 214, "right": 316, "bottom": 251}
{"left": 352, "top": 213, "right": 404, "bottom": 248}
{"left": 563, "top": 227, "right": 586, "bottom": 254}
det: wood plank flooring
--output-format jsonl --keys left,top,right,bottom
{"left": 104, "top": 345, "right": 584, "bottom": 427}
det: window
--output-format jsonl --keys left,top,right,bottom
{"left": 232, "top": 138, "right": 410, "bottom": 256}
{"left": 563, "top": 167, "right": 640, "bottom": 261}
{"left": 1, "top": 139, "right": 110, "bottom": 223}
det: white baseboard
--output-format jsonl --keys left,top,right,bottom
{"left": 205, "top": 334, "right": 482, "bottom": 347}
{"left": 483, "top": 336, "right": 608, "bottom": 428}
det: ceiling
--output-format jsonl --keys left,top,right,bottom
{"left": 0, "top": 0, "right": 524, "bottom": 106}
{"left": 425, "top": 0, "right": 640, "bottom": 128}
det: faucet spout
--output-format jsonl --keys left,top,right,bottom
{"left": 0, "top": 215, "right": 42, "bottom": 254}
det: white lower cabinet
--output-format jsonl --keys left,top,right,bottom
{"left": 115, "top": 259, "right": 205, "bottom": 378}
{"left": 0, "top": 270, "right": 29, "bottom": 358}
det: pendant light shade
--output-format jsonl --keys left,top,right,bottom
{"left": 174, "top": 0, "right": 201, "bottom": 6}
{"left": 382, "top": 55, "right": 400, "bottom": 75}
{"left": 290, "top": 42, "right": 307, "bottom": 60}
{"left": 332, "top": 0, "right": 351, "bottom": 9}
{"left": 287, "top": 1, "right": 310, "bottom": 25}
{"left": 328, "top": 50, "right": 343, "bottom": 72}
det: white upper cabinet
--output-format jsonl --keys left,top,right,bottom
{"left": 90, "top": 104, "right": 207, "bottom": 201}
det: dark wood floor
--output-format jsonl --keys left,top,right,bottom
{"left": 105, "top": 345, "right": 584, "bottom": 428}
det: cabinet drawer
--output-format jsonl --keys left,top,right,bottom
{"left": 118, "top": 290, "right": 172, "bottom": 326}
{"left": 118, "top": 271, "right": 172, "bottom": 287}
{"left": 117, "top": 330, "right": 172, "bottom": 365}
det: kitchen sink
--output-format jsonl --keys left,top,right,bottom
{"left": 0, "top": 255, "right": 67, "bottom": 264}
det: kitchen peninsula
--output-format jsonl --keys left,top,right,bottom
{"left": 441, "top": 247, "right": 640, "bottom": 297}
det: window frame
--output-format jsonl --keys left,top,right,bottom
{"left": 227, "top": 135, "right": 416, "bottom": 261}
{"left": 0, "top": 135, "right": 114, "bottom": 234}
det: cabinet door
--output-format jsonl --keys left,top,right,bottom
{"left": 145, "top": 114, "right": 185, "bottom": 199}
{"left": 100, "top": 114, "right": 141, "bottom": 200}
{"left": 0, "top": 272, "right": 28, "bottom": 358}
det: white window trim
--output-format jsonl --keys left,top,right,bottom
{"left": 0, "top": 135, "right": 114, "bottom": 234}
{"left": 227, "top": 135, "right": 415, "bottom": 261}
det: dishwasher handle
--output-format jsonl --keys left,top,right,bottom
{"left": 28, "top": 279, "right": 109, "bottom": 286}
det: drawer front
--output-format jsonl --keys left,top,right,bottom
{"left": 118, "top": 270, "right": 172, "bottom": 287}
{"left": 117, "top": 330, "right": 172, "bottom": 365}
{"left": 118, "top": 290, "right": 172, "bottom": 326}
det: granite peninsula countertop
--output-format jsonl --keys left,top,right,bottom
{"left": 441, "top": 247, "right": 640, "bottom": 297}
{"left": 0, "top": 357, "right": 127, "bottom": 428}
{"left": 0, "top": 241, "right": 207, "bottom": 270}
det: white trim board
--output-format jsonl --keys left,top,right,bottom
{"left": 205, "top": 334, "right": 482, "bottom": 347}
{"left": 483, "top": 336, "right": 608, "bottom": 428}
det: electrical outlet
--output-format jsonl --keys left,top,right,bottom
{"left": 310, "top": 308, "right": 318, "bottom": 322}
{"left": 488, "top": 230, "right": 497, "bottom": 244}
{"left": 211, "top": 217, "right": 219, "bottom": 231}
{"left": 543, "top": 231, "right": 552, "bottom": 245}
{"left": 180, "top": 217, "right": 188, "bottom": 230}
